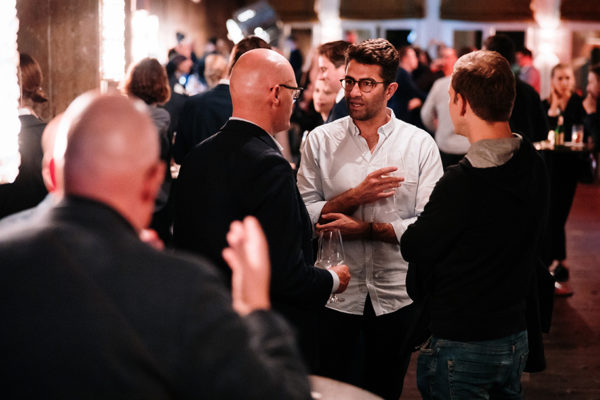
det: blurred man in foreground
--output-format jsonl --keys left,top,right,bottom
{"left": 0, "top": 92, "right": 311, "bottom": 399}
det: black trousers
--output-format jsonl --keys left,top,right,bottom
{"left": 542, "top": 151, "right": 579, "bottom": 263}
{"left": 317, "top": 297, "right": 416, "bottom": 400}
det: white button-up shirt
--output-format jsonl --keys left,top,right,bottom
{"left": 297, "top": 110, "right": 443, "bottom": 316}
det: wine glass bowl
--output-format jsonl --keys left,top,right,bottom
{"left": 316, "top": 229, "right": 345, "bottom": 303}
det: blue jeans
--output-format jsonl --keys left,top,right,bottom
{"left": 417, "top": 331, "right": 529, "bottom": 399}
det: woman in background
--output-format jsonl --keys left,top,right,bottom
{"left": 0, "top": 53, "right": 48, "bottom": 219}
{"left": 542, "top": 64, "right": 586, "bottom": 293}
{"left": 122, "top": 58, "right": 173, "bottom": 244}
{"left": 312, "top": 80, "right": 337, "bottom": 123}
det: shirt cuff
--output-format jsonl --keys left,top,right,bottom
{"left": 390, "top": 216, "right": 417, "bottom": 244}
{"left": 329, "top": 269, "right": 340, "bottom": 293}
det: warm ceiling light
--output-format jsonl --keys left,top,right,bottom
{"left": 0, "top": 0, "right": 21, "bottom": 183}
{"left": 100, "top": 0, "right": 125, "bottom": 81}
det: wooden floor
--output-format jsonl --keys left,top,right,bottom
{"left": 401, "top": 182, "right": 600, "bottom": 399}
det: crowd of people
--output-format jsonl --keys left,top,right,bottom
{"left": 1, "top": 31, "right": 599, "bottom": 399}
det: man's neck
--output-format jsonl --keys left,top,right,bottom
{"left": 230, "top": 114, "right": 273, "bottom": 135}
{"left": 466, "top": 120, "right": 514, "bottom": 144}
{"left": 353, "top": 108, "right": 391, "bottom": 152}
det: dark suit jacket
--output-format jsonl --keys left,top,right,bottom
{"left": 0, "top": 115, "right": 47, "bottom": 219}
{"left": 173, "top": 119, "right": 333, "bottom": 366}
{"left": 0, "top": 196, "right": 311, "bottom": 399}
{"left": 388, "top": 67, "right": 427, "bottom": 124}
{"left": 325, "top": 97, "right": 348, "bottom": 123}
{"left": 173, "top": 83, "right": 232, "bottom": 164}
{"left": 510, "top": 78, "right": 549, "bottom": 143}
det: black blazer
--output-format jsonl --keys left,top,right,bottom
{"left": 173, "top": 83, "right": 232, "bottom": 164}
{"left": 173, "top": 120, "right": 332, "bottom": 363}
{"left": 0, "top": 196, "right": 311, "bottom": 399}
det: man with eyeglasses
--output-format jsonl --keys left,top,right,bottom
{"left": 297, "top": 38, "right": 443, "bottom": 399}
{"left": 174, "top": 48, "right": 350, "bottom": 371}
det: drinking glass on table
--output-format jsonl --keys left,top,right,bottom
{"left": 572, "top": 124, "right": 584, "bottom": 145}
{"left": 316, "top": 229, "right": 345, "bottom": 303}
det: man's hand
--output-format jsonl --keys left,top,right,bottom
{"left": 329, "top": 264, "right": 350, "bottom": 293}
{"left": 139, "top": 228, "right": 165, "bottom": 251}
{"left": 222, "top": 216, "right": 271, "bottom": 316}
{"left": 316, "top": 213, "right": 369, "bottom": 240}
{"left": 408, "top": 97, "right": 422, "bottom": 111}
{"left": 352, "top": 167, "right": 403, "bottom": 205}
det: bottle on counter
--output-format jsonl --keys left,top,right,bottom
{"left": 555, "top": 112, "right": 565, "bottom": 146}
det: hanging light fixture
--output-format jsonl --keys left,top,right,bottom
{"left": 0, "top": 0, "right": 21, "bottom": 183}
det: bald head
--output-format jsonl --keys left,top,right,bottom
{"left": 230, "top": 49, "right": 297, "bottom": 134}
{"left": 56, "top": 92, "right": 164, "bottom": 231}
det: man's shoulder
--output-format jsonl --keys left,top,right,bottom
{"left": 182, "top": 122, "right": 288, "bottom": 176}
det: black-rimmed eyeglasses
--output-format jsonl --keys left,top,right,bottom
{"left": 279, "top": 84, "right": 304, "bottom": 100}
{"left": 340, "top": 78, "right": 386, "bottom": 93}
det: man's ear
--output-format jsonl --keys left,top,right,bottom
{"left": 457, "top": 93, "right": 468, "bottom": 117}
{"left": 141, "top": 161, "right": 165, "bottom": 203}
{"left": 271, "top": 85, "right": 281, "bottom": 106}
{"left": 42, "top": 158, "right": 57, "bottom": 192}
{"left": 385, "top": 82, "right": 398, "bottom": 100}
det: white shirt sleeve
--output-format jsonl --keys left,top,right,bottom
{"left": 297, "top": 130, "right": 328, "bottom": 227}
{"left": 390, "top": 134, "right": 444, "bottom": 244}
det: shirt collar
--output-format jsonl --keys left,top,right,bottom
{"left": 18, "top": 107, "right": 33, "bottom": 116}
{"left": 465, "top": 133, "right": 522, "bottom": 168}
{"left": 336, "top": 87, "right": 345, "bottom": 103}
{"left": 229, "top": 117, "right": 283, "bottom": 151}
{"left": 348, "top": 107, "right": 397, "bottom": 139}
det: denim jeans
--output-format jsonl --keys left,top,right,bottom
{"left": 417, "top": 330, "right": 528, "bottom": 399}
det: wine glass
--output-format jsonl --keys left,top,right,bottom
{"left": 316, "top": 229, "right": 345, "bottom": 303}
{"left": 376, "top": 152, "right": 405, "bottom": 219}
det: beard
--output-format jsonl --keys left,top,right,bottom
{"left": 346, "top": 93, "right": 385, "bottom": 121}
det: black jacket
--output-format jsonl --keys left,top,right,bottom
{"left": 173, "top": 83, "right": 232, "bottom": 164}
{"left": 0, "top": 196, "right": 311, "bottom": 399}
{"left": 510, "top": 79, "right": 549, "bottom": 142}
{"left": 401, "top": 138, "right": 549, "bottom": 342}
{"left": 173, "top": 119, "right": 333, "bottom": 367}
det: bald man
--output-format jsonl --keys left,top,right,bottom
{"left": 0, "top": 92, "right": 311, "bottom": 398}
{"left": 174, "top": 49, "right": 350, "bottom": 369}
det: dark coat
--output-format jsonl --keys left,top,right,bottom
{"left": 401, "top": 139, "right": 551, "bottom": 369}
{"left": 388, "top": 67, "right": 427, "bottom": 124}
{"left": 0, "top": 196, "right": 311, "bottom": 399}
{"left": 173, "top": 83, "right": 232, "bottom": 164}
{"left": 510, "top": 79, "right": 549, "bottom": 142}
{"left": 173, "top": 119, "right": 333, "bottom": 367}
{"left": 0, "top": 115, "right": 47, "bottom": 218}
{"left": 326, "top": 97, "right": 349, "bottom": 123}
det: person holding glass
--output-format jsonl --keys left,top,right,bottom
{"left": 542, "top": 63, "right": 587, "bottom": 293}
{"left": 174, "top": 49, "right": 350, "bottom": 372}
{"left": 297, "top": 38, "right": 443, "bottom": 400}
